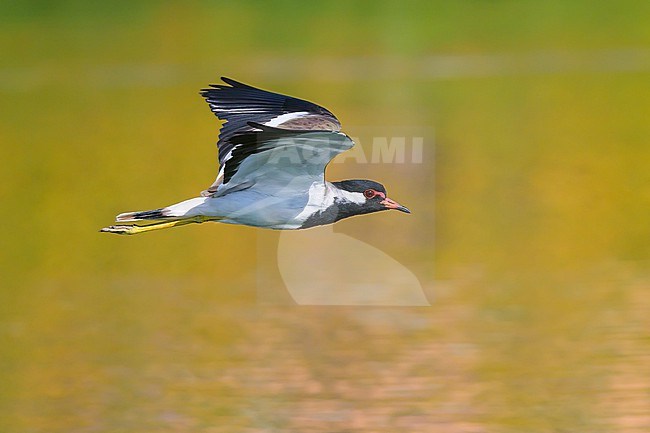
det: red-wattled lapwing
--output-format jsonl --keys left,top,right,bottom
{"left": 101, "top": 77, "right": 410, "bottom": 234}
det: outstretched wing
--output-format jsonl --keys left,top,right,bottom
{"left": 210, "top": 123, "right": 354, "bottom": 198}
{"left": 200, "top": 77, "right": 341, "bottom": 195}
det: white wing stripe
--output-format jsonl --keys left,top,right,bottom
{"left": 264, "top": 111, "right": 310, "bottom": 127}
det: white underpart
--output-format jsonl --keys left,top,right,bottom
{"left": 264, "top": 111, "right": 310, "bottom": 127}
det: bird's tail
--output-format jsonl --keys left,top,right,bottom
{"left": 101, "top": 197, "right": 216, "bottom": 235}
{"left": 114, "top": 208, "right": 166, "bottom": 222}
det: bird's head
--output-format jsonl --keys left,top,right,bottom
{"left": 333, "top": 179, "right": 410, "bottom": 215}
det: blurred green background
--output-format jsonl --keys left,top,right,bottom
{"left": 1, "top": 1, "right": 649, "bottom": 432}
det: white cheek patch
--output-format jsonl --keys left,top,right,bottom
{"left": 336, "top": 189, "right": 366, "bottom": 205}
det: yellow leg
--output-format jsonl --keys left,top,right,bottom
{"left": 100, "top": 216, "right": 216, "bottom": 235}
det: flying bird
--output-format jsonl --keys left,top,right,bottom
{"left": 101, "top": 77, "right": 410, "bottom": 235}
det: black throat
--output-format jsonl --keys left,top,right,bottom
{"left": 299, "top": 198, "right": 365, "bottom": 228}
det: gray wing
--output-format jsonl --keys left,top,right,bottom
{"left": 209, "top": 124, "right": 355, "bottom": 198}
{"left": 200, "top": 78, "right": 341, "bottom": 195}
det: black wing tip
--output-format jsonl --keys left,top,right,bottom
{"left": 220, "top": 76, "right": 244, "bottom": 86}
{"left": 220, "top": 76, "right": 257, "bottom": 89}
{"left": 199, "top": 77, "right": 254, "bottom": 98}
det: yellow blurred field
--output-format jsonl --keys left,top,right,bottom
{"left": 1, "top": 2, "right": 649, "bottom": 432}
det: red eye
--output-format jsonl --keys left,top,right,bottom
{"left": 363, "top": 189, "right": 375, "bottom": 199}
